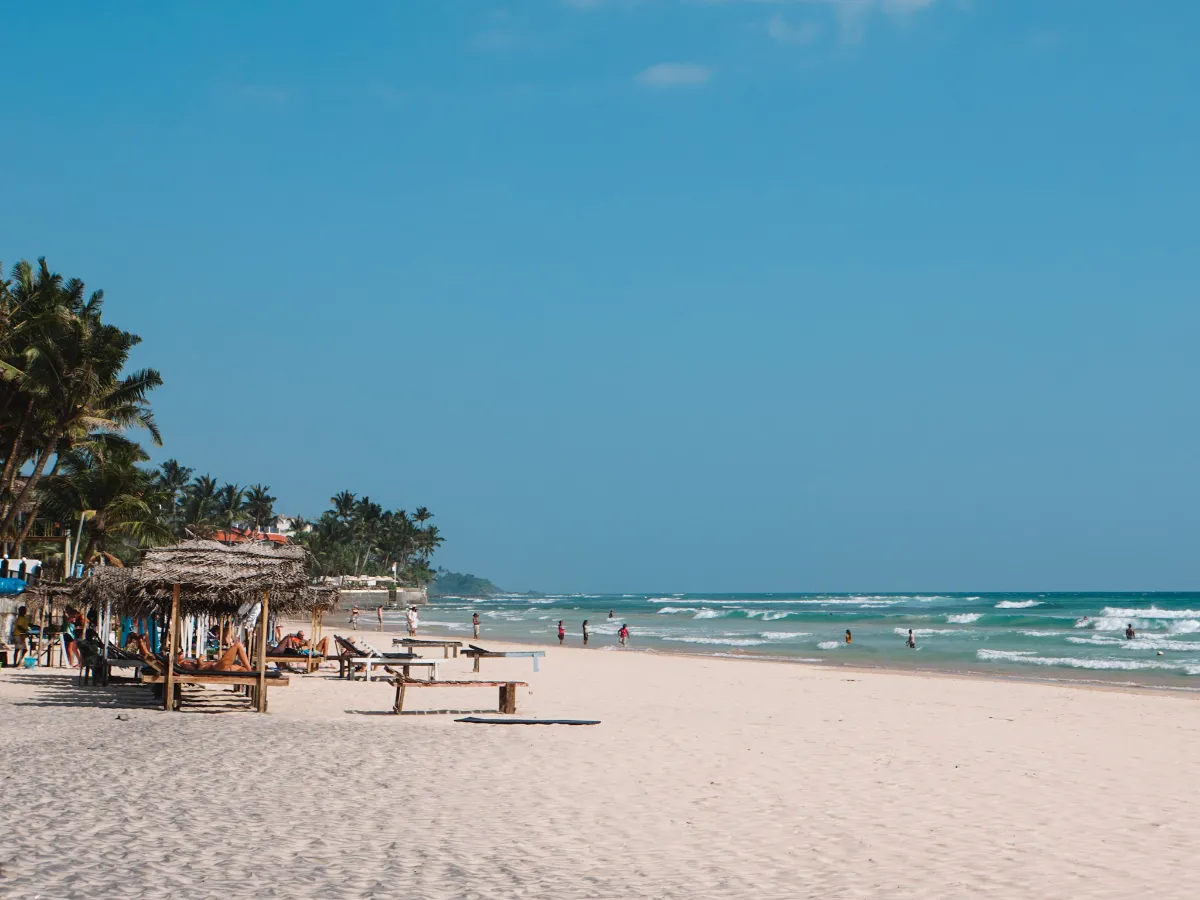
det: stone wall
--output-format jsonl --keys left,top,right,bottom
{"left": 337, "top": 587, "right": 427, "bottom": 609}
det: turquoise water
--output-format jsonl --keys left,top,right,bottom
{"left": 394, "top": 592, "right": 1200, "bottom": 689}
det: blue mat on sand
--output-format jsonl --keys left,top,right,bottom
{"left": 455, "top": 717, "right": 600, "bottom": 726}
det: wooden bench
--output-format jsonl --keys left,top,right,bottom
{"left": 262, "top": 654, "right": 325, "bottom": 674}
{"left": 391, "top": 638, "right": 463, "bottom": 658}
{"left": 334, "top": 636, "right": 418, "bottom": 678}
{"left": 462, "top": 645, "right": 546, "bottom": 673}
{"left": 351, "top": 657, "right": 439, "bottom": 682}
{"left": 390, "top": 678, "right": 528, "bottom": 715}
{"left": 139, "top": 670, "right": 291, "bottom": 711}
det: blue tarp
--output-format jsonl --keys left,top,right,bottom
{"left": 0, "top": 577, "right": 26, "bottom": 596}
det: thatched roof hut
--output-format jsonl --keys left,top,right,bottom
{"left": 70, "top": 540, "right": 339, "bottom": 713}
{"left": 72, "top": 540, "right": 337, "bottom": 618}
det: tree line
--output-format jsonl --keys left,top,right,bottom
{"left": 0, "top": 258, "right": 441, "bottom": 583}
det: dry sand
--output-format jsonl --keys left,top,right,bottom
{"left": 2, "top": 628, "right": 1199, "bottom": 899}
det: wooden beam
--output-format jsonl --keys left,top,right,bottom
{"left": 164, "top": 584, "right": 180, "bottom": 711}
{"left": 256, "top": 589, "right": 270, "bottom": 712}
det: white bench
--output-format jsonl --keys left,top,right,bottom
{"left": 352, "top": 657, "right": 439, "bottom": 682}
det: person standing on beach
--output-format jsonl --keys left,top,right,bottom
{"left": 618, "top": 624, "right": 629, "bottom": 647}
{"left": 845, "top": 629, "right": 852, "bottom": 644}
{"left": 13, "top": 605, "right": 31, "bottom": 667}
{"left": 582, "top": 620, "right": 589, "bottom": 646}
{"left": 472, "top": 612, "right": 481, "bottom": 640}
{"left": 557, "top": 621, "right": 565, "bottom": 645}
{"left": 349, "top": 606, "right": 360, "bottom": 630}
{"left": 376, "top": 605, "right": 384, "bottom": 631}
{"left": 907, "top": 629, "right": 916, "bottom": 649}
{"left": 406, "top": 606, "right": 419, "bottom": 637}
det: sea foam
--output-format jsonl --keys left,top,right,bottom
{"left": 947, "top": 613, "right": 982, "bottom": 624}
{"left": 994, "top": 600, "right": 1042, "bottom": 609}
{"left": 977, "top": 649, "right": 1182, "bottom": 671}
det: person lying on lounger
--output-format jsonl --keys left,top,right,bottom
{"left": 174, "top": 641, "right": 253, "bottom": 672}
{"left": 270, "top": 631, "right": 331, "bottom": 656}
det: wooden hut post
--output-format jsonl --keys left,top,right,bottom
{"left": 164, "top": 584, "right": 180, "bottom": 711}
{"left": 308, "top": 608, "right": 319, "bottom": 673}
{"left": 256, "top": 589, "right": 270, "bottom": 712}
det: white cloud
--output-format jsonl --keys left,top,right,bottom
{"left": 766, "top": 13, "right": 821, "bottom": 45}
{"left": 636, "top": 62, "right": 715, "bottom": 87}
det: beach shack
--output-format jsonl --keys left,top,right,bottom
{"left": 73, "top": 539, "right": 334, "bottom": 711}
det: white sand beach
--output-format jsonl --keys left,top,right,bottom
{"left": 2, "top": 630, "right": 1199, "bottom": 899}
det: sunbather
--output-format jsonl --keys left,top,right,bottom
{"left": 271, "top": 631, "right": 332, "bottom": 656}
{"left": 175, "top": 640, "right": 253, "bottom": 672}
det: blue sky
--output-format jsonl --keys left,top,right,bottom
{"left": 3, "top": 1, "right": 1198, "bottom": 591}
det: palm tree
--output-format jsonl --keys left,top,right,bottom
{"left": 243, "top": 483, "right": 277, "bottom": 534}
{"left": 331, "top": 491, "right": 356, "bottom": 525}
{"left": 215, "top": 483, "right": 245, "bottom": 541}
{"left": 41, "top": 436, "right": 172, "bottom": 565}
{"left": 181, "top": 474, "right": 220, "bottom": 537}
{"left": 0, "top": 260, "right": 162, "bottom": 537}
{"left": 156, "top": 459, "right": 193, "bottom": 533}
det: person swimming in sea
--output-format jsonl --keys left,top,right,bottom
{"left": 845, "top": 629, "right": 852, "bottom": 644}
{"left": 1126, "top": 623, "right": 1136, "bottom": 640}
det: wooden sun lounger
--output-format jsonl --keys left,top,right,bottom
{"left": 140, "top": 670, "right": 291, "bottom": 711}
{"left": 391, "top": 638, "right": 463, "bottom": 658}
{"left": 462, "top": 645, "right": 546, "bottom": 673}
{"left": 262, "top": 653, "right": 326, "bottom": 674}
{"left": 351, "top": 657, "right": 439, "bottom": 682}
{"left": 390, "top": 678, "right": 528, "bottom": 715}
{"left": 333, "top": 635, "right": 419, "bottom": 678}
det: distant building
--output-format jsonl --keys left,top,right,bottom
{"left": 212, "top": 528, "right": 290, "bottom": 545}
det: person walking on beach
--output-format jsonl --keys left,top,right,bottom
{"left": 845, "top": 629, "right": 852, "bottom": 644}
{"left": 557, "top": 620, "right": 565, "bottom": 645}
{"left": 406, "top": 605, "right": 419, "bottom": 637}
{"left": 618, "top": 624, "right": 630, "bottom": 648}
{"left": 349, "top": 606, "right": 360, "bottom": 630}
{"left": 907, "top": 629, "right": 916, "bottom": 649}
{"left": 472, "top": 612, "right": 481, "bottom": 640}
{"left": 376, "top": 605, "right": 384, "bottom": 631}
{"left": 12, "top": 605, "right": 32, "bottom": 667}
{"left": 582, "top": 620, "right": 589, "bottom": 646}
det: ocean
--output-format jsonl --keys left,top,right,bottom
{"left": 377, "top": 592, "right": 1200, "bottom": 689}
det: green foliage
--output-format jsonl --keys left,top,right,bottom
{"left": 1, "top": 258, "right": 449, "bottom": 579}
{"left": 291, "top": 492, "right": 443, "bottom": 585}
{"left": 429, "top": 569, "right": 502, "bottom": 597}
{"left": 1, "top": 258, "right": 162, "bottom": 551}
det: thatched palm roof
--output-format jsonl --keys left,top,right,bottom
{"left": 71, "top": 540, "right": 338, "bottom": 618}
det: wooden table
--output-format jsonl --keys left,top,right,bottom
{"left": 391, "top": 638, "right": 463, "bottom": 658}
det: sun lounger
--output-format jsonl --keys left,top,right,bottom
{"left": 334, "top": 635, "right": 419, "bottom": 679}
{"left": 391, "top": 637, "right": 463, "bottom": 658}
{"left": 462, "top": 645, "right": 546, "bottom": 673}
{"left": 139, "top": 669, "right": 291, "bottom": 711}
{"left": 389, "top": 678, "right": 528, "bottom": 715}
{"left": 262, "top": 650, "right": 326, "bottom": 674}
